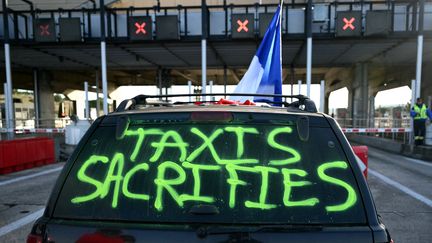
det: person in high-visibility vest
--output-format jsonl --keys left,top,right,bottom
{"left": 410, "top": 98, "right": 429, "bottom": 145}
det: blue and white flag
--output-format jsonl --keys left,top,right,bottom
{"left": 232, "top": 5, "right": 282, "bottom": 104}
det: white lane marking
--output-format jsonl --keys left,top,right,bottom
{"left": 0, "top": 208, "right": 44, "bottom": 237}
{"left": 405, "top": 157, "right": 432, "bottom": 168}
{"left": 369, "top": 169, "right": 432, "bottom": 208}
{"left": 0, "top": 167, "right": 63, "bottom": 187}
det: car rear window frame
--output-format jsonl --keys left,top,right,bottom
{"left": 51, "top": 112, "right": 368, "bottom": 225}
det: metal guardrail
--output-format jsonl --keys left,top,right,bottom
{"left": 0, "top": 0, "right": 430, "bottom": 42}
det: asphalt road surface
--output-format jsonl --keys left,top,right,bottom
{"left": 0, "top": 147, "right": 431, "bottom": 243}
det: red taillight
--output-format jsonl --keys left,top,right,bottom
{"left": 190, "top": 112, "right": 233, "bottom": 122}
{"left": 27, "top": 234, "right": 43, "bottom": 243}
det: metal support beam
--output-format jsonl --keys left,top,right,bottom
{"left": 201, "top": 0, "right": 208, "bottom": 101}
{"left": 100, "top": 0, "right": 109, "bottom": 115}
{"left": 306, "top": 0, "right": 313, "bottom": 98}
{"left": 3, "top": 83, "right": 10, "bottom": 132}
{"left": 33, "top": 69, "right": 40, "bottom": 127}
{"left": 410, "top": 79, "right": 416, "bottom": 145}
{"left": 415, "top": 0, "right": 425, "bottom": 99}
{"left": 84, "top": 81, "right": 90, "bottom": 119}
{"left": 201, "top": 39, "right": 207, "bottom": 101}
{"left": 95, "top": 70, "right": 100, "bottom": 117}
{"left": 3, "top": 0, "right": 14, "bottom": 134}
{"left": 224, "top": 65, "right": 227, "bottom": 98}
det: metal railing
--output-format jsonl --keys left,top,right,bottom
{"left": 0, "top": 0, "right": 430, "bottom": 42}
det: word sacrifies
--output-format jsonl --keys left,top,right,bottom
{"left": 72, "top": 126, "right": 357, "bottom": 213}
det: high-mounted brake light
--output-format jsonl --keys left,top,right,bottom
{"left": 194, "top": 99, "right": 255, "bottom": 106}
{"left": 190, "top": 112, "right": 233, "bottom": 122}
{"left": 215, "top": 98, "right": 255, "bottom": 105}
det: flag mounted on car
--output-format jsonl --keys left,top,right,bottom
{"left": 232, "top": 5, "right": 282, "bottom": 105}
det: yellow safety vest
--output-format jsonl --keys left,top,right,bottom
{"left": 414, "top": 104, "right": 427, "bottom": 120}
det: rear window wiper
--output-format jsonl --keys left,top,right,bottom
{"left": 253, "top": 224, "right": 323, "bottom": 233}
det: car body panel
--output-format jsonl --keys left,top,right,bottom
{"left": 29, "top": 104, "right": 391, "bottom": 242}
{"left": 44, "top": 219, "right": 373, "bottom": 243}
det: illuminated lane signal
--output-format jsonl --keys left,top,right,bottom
{"left": 237, "top": 19, "right": 249, "bottom": 32}
{"left": 129, "top": 16, "right": 152, "bottom": 40}
{"left": 34, "top": 18, "right": 56, "bottom": 42}
{"left": 336, "top": 11, "right": 362, "bottom": 37}
{"left": 342, "top": 17, "right": 356, "bottom": 31}
{"left": 231, "top": 14, "right": 254, "bottom": 39}
{"left": 135, "top": 22, "right": 146, "bottom": 34}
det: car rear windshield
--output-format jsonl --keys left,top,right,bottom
{"left": 54, "top": 112, "right": 366, "bottom": 225}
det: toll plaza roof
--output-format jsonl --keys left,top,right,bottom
{"left": 0, "top": 0, "right": 431, "bottom": 92}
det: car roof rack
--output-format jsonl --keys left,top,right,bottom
{"left": 115, "top": 93, "right": 318, "bottom": 113}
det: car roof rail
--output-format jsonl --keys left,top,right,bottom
{"left": 115, "top": 93, "right": 317, "bottom": 113}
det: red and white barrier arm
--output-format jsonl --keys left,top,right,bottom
{"left": 342, "top": 128, "right": 411, "bottom": 133}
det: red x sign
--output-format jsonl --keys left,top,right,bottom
{"left": 237, "top": 19, "right": 249, "bottom": 32}
{"left": 39, "top": 24, "right": 50, "bottom": 36}
{"left": 343, "top": 17, "right": 356, "bottom": 30}
{"left": 135, "top": 22, "right": 146, "bottom": 35}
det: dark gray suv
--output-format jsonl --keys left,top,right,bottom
{"left": 28, "top": 94, "right": 392, "bottom": 243}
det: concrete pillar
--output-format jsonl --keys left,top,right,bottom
{"left": 37, "top": 70, "right": 55, "bottom": 128}
{"left": 33, "top": 69, "right": 40, "bottom": 127}
{"left": 351, "top": 63, "right": 369, "bottom": 128}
